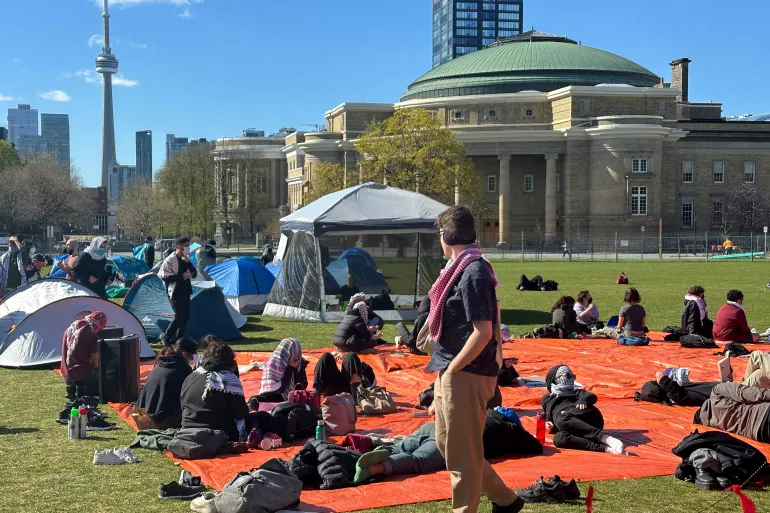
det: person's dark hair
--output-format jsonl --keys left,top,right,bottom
{"left": 436, "top": 205, "right": 476, "bottom": 246}
{"left": 175, "top": 236, "right": 190, "bottom": 247}
{"left": 687, "top": 285, "right": 705, "bottom": 296}
{"left": 624, "top": 287, "right": 641, "bottom": 303}
{"left": 14, "top": 234, "right": 23, "bottom": 242}
{"left": 577, "top": 290, "right": 591, "bottom": 304}
{"left": 146, "top": 236, "right": 153, "bottom": 242}
{"left": 201, "top": 340, "right": 236, "bottom": 371}
{"left": 156, "top": 337, "right": 198, "bottom": 363}
{"left": 347, "top": 274, "right": 355, "bottom": 283}
{"left": 551, "top": 295, "right": 576, "bottom": 312}
{"left": 207, "top": 239, "right": 216, "bottom": 246}
{"left": 199, "top": 335, "right": 221, "bottom": 352}
{"left": 726, "top": 289, "right": 744, "bottom": 302}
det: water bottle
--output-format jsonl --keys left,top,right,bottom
{"left": 78, "top": 407, "right": 88, "bottom": 439}
{"left": 535, "top": 411, "right": 546, "bottom": 444}
{"left": 68, "top": 408, "right": 79, "bottom": 440}
{"left": 315, "top": 420, "right": 326, "bottom": 441}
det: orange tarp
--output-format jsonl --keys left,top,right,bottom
{"left": 106, "top": 333, "right": 770, "bottom": 512}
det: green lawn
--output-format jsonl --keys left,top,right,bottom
{"left": 2, "top": 261, "right": 769, "bottom": 513}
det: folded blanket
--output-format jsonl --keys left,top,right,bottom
{"left": 130, "top": 428, "right": 178, "bottom": 451}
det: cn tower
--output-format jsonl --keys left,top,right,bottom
{"left": 96, "top": 0, "right": 118, "bottom": 187}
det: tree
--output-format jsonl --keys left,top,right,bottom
{"left": 0, "top": 140, "right": 20, "bottom": 173}
{"left": 305, "top": 162, "right": 345, "bottom": 204}
{"left": 355, "top": 108, "right": 482, "bottom": 208}
{"left": 721, "top": 183, "right": 770, "bottom": 234}
{"left": 117, "top": 181, "right": 172, "bottom": 239}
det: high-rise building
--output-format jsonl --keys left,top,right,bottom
{"left": 15, "top": 134, "right": 48, "bottom": 161}
{"left": 432, "top": 0, "right": 523, "bottom": 68}
{"left": 7, "top": 104, "right": 38, "bottom": 147}
{"left": 0, "top": 127, "right": 7, "bottom": 140}
{"left": 136, "top": 130, "right": 152, "bottom": 182}
{"left": 41, "top": 113, "right": 70, "bottom": 168}
{"left": 96, "top": 0, "right": 119, "bottom": 187}
{"left": 107, "top": 164, "right": 137, "bottom": 202}
{"left": 243, "top": 129, "right": 265, "bottom": 138}
{"left": 165, "top": 134, "right": 189, "bottom": 160}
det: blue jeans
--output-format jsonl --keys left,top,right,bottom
{"left": 383, "top": 423, "right": 445, "bottom": 475}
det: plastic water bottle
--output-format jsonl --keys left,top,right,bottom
{"left": 315, "top": 420, "right": 326, "bottom": 441}
{"left": 535, "top": 411, "right": 546, "bottom": 444}
{"left": 78, "top": 407, "right": 88, "bottom": 439}
{"left": 68, "top": 408, "right": 79, "bottom": 440}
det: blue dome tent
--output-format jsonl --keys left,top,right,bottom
{"left": 339, "top": 248, "right": 377, "bottom": 268}
{"left": 206, "top": 259, "right": 276, "bottom": 314}
{"left": 327, "top": 258, "right": 389, "bottom": 295}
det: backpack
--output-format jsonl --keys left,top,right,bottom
{"left": 269, "top": 402, "right": 318, "bottom": 442}
{"left": 357, "top": 385, "right": 397, "bottom": 415}
{"left": 321, "top": 393, "right": 357, "bottom": 436}
{"left": 533, "top": 324, "right": 560, "bottom": 338}
{"left": 714, "top": 342, "right": 750, "bottom": 357}
{"left": 215, "top": 458, "right": 302, "bottom": 513}
{"left": 540, "top": 280, "right": 559, "bottom": 291}
{"left": 679, "top": 334, "right": 718, "bottom": 349}
{"left": 288, "top": 390, "right": 320, "bottom": 412}
{"left": 617, "top": 336, "right": 650, "bottom": 346}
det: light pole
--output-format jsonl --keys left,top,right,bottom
{"left": 640, "top": 225, "right": 645, "bottom": 260}
{"left": 764, "top": 226, "right": 768, "bottom": 254}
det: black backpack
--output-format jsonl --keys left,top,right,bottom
{"left": 679, "top": 334, "right": 718, "bottom": 349}
{"left": 533, "top": 324, "right": 560, "bottom": 338}
{"left": 540, "top": 280, "right": 559, "bottom": 291}
{"left": 270, "top": 402, "right": 319, "bottom": 442}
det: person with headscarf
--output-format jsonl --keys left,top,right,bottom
{"left": 260, "top": 244, "right": 274, "bottom": 266}
{"left": 542, "top": 364, "right": 626, "bottom": 455}
{"left": 194, "top": 239, "right": 217, "bottom": 281}
{"left": 61, "top": 311, "right": 107, "bottom": 400}
{"left": 157, "top": 237, "right": 197, "bottom": 346}
{"left": 0, "top": 235, "right": 30, "bottom": 295}
{"left": 56, "top": 239, "right": 80, "bottom": 281}
{"left": 257, "top": 338, "right": 309, "bottom": 403}
{"left": 333, "top": 295, "right": 384, "bottom": 353}
{"left": 72, "top": 236, "right": 110, "bottom": 299}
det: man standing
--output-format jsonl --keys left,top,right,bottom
{"left": 144, "top": 236, "right": 156, "bottom": 268}
{"left": 158, "top": 237, "right": 197, "bottom": 346}
{"left": 195, "top": 239, "right": 217, "bottom": 281}
{"left": 426, "top": 206, "right": 523, "bottom": 513}
{"left": 0, "top": 236, "right": 30, "bottom": 296}
{"left": 57, "top": 239, "right": 80, "bottom": 280}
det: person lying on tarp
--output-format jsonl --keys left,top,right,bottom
{"left": 395, "top": 296, "right": 431, "bottom": 355}
{"left": 313, "top": 352, "right": 376, "bottom": 406}
{"left": 61, "top": 311, "right": 107, "bottom": 400}
{"left": 695, "top": 382, "right": 770, "bottom": 443}
{"left": 636, "top": 367, "right": 718, "bottom": 407}
{"left": 542, "top": 364, "right": 628, "bottom": 455}
{"left": 333, "top": 293, "right": 386, "bottom": 353}
{"left": 681, "top": 285, "right": 714, "bottom": 338}
{"left": 134, "top": 337, "right": 198, "bottom": 429}
{"left": 256, "top": 338, "right": 309, "bottom": 403}
{"left": 353, "top": 408, "right": 543, "bottom": 484}
{"left": 551, "top": 296, "right": 583, "bottom": 338}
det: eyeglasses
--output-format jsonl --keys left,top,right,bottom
{"left": 436, "top": 230, "right": 445, "bottom": 238}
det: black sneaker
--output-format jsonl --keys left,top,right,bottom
{"left": 86, "top": 410, "right": 116, "bottom": 431}
{"left": 491, "top": 496, "right": 525, "bottom": 513}
{"left": 179, "top": 470, "right": 202, "bottom": 487}
{"left": 546, "top": 475, "right": 581, "bottom": 500}
{"left": 515, "top": 476, "right": 568, "bottom": 503}
{"left": 158, "top": 481, "right": 205, "bottom": 500}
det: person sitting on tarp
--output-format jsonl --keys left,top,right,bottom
{"left": 574, "top": 290, "right": 602, "bottom": 331}
{"left": 636, "top": 367, "right": 718, "bottom": 407}
{"left": 396, "top": 296, "right": 431, "bottom": 355}
{"left": 257, "top": 338, "right": 309, "bottom": 403}
{"left": 551, "top": 296, "right": 582, "bottom": 338}
{"left": 333, "top": 295, "right": 385, "bottom": 353}
{"left": 542, "top": 364, "right": 627, "bottom": 455}
{"left": 713, "top": 290, "right": 760, "bottom": 343}
{"left": 180, "top": 340, "right": 248, "bottom": 442}
{"left": 596, "top": 287, "right": 647, "bottom": 340}
{"left": 313, "top": 352, "right": 376, "bottom": 406}
{"left": 353, "top": 409, "right": 543, "bottom": 484}
{"left": 337, "top": 274, "right": 360, "bottom": 303}
{"left": 695, "top": 382, "right": 770, "bottom": 443}
{"left": 681, "top": 285, "right": 714, "bottom": 338}
{"left": 61, "top": 311, "right": 107, "bottom": 400}
{"left": 616, "top": 272, "right": 629, "bottom": 285}
{"left": 134, "top": 337, "right": 198, "bottom": 430}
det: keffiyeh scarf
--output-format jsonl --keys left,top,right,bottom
{"left": 83, "top": 236, "right": 108, "bottom": 260}
{"left": 350, "top": 293, "right": 366, "bottom": 305}
{"left": 355, "top": 301, "right": 369, "bottom": 324}
{"left": 260, "top": 338, "right": 302, "bottom": 394}
{"left": 685, "top": 294, "right": 707, "bottom": 321}
{"left": 427, "top": 244, "right": 498, "bottom": 342}
{"left": 64, "top": 311, "right": 107, "bottom": 366}
{"left": 195, "top": 366, "right": 244, "bottom": 400}
{"left": 550, "top": 365, "right": 576, "bottom": 396}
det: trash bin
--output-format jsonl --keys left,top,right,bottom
{"left": 98, "top": 334, "right": 141, "bottom": 403}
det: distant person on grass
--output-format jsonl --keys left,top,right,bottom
{"left": 61, "top": 311, "right": 107, "bottom": 400}
{"left": 143, "top": 236, "right": 156, "bottom": 268}
{"left": 426, "top": 205, "right": 523, "bottom": 513}
{"left": 0, "top": 235, "right": 30, "bottom": 296}
{"left": 713, "top": 290, "right": 760, "bottom": 343}
{"left": 597, "top": 287, "right": 647, "bottom": 340}
{"left": 681, "top": 285, "right": 713, "bottom": 338}
{"left": 72, "top": 236, "right": 109, "bottom": 299}
{"left": 158, "top": 237, "right": 197, "bottom": 346}
{"left": 56, "top": 239, "right": 80, "bottom": 280}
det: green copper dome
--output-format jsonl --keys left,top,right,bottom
{"left": 403, "top": 31, "right": 660, "bottom": 101}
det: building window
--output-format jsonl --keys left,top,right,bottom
{"left": 712, "top": 161, "right": 725, "bottom": 183}
{"left": 498, "top": 21, "right": 516, "bottom": 29}
{"left": 524, "top": 175, "right": 534, "bottom": 193}
{"left": 498, "top": 3, "right": 518, "bottom": 10}
{"left": 482, "top": 38, "right": 495, "bottom": 45}
{"left": 456, "top": 2, "right": 478, "bottom": 9}
{"left": 482, "top": 21, "right": 495, "bottom": 28}
{"left": 456, "top": 10, "right": 478, "bottom": 18}
{"left": 682, "top": 161, "right": 694, "bottom": 183}
{"left": 579, "top": 98, "right": 593, "bottom": 116}
{"left": 456, "top": 29, "right": 478, "bottom": 36}
{"left": 456, "top": 46, "right": 477, "bottom": 55}
{"left": 556, "top": 172, "right": 560, "bottom": 192}
{"left": 498, "top": 12, "right": 518, "bottom": 19}
{"left": 487, "top": 175, "right": 496, "bottom": 193}
{"left": 482, "top": 29, "right": 496, "bottom": 37}
{"left": 498, "top": 30, "right": 516, "bottom": 37}
{"left": 632, "top": 158, "right": 648, "bottom": 173}
{"left": 681, "top": 201, "right": 694, "bottom": 228}
{"left": 631, "top": 186, "right": 647, "bottom": 216}
{"left": 456, "top": 20, "right": 477, "bottom": 27}
{"left": 713, "top": 200, "right": 724, "bottom": 226}
{"left": 744, "top": 161, "right": 756, "bottom": 183}
{"left": 483, "top": 2, "right": 495, "bottom": 9}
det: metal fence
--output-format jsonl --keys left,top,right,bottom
{"left": 481, "top": 231, "right": 770, "bottom": 261}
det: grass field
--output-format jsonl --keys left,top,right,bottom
{"left": 2, "top": 260, "right": 770, "bottom": 513}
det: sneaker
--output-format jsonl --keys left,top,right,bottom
{"left": 546, "top": 476, "right": 581, "bottom": 500}
{"left": 515, "top": 476, "right": 568, "bottom": 503}
{"left": 179, "top": 470, "right": 202, "bottom": 487}
{"left": 760, "top": 328, "right": 770, "bottom": 338}
{"left": 113, "top": 447, "right": 140, "bottom": 463}
{"left": 751, "top": 328, "right": 759, "bottom": 335}
{"left": 491, "top": 497, "right": 525, "bottom": 513}
{"left": 158, "top": 481, "right": 205, "bottom": 500}
{"left": 93, "top": 449, "right": 125, "bottom": 465}
{"left": 87, "top": 410, "right": 116, "bottom": 431}
{"left": 190, "top": 492, "right": 219, "bottom": 513}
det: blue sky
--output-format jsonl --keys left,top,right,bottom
{"left": 2, "top": 0, "right": 769, "bottom": 186}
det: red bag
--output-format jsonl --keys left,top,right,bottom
{"left": 288, "top": 390, "right": 320, "bottom": 412}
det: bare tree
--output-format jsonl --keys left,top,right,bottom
{"left": 533, "top": 218, "right": 545, "bottom": 259}
{"left": 722, "top": 184, "right": 770, "bottom": 234}
{"left": 117, "top": 181, "right": 172, "bottom": 239}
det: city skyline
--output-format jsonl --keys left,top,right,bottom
{"left": 1, "top": 0, "right": 769, "bottom": 186}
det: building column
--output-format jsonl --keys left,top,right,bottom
{"left": 545, "top": 153, "right": 559, "bottom": 240}
{"left": 270, "top": 159, "right": 278, "bottom": 207}
{"left": 498, "top": 154, "right": 511, "bottom": 248}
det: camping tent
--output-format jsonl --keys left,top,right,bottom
{"left": 48, "top": 255, "right": 67, "bottom": 278}
{"left": 339, "top": 248, "right": 377, "bottom": 268}
{"left": 326, "top": 258, "right": 389, "bottom": 294}
{"left": 206, "top": 259, "right": 276, "bottom": 314}
{"left": 107, "top": 256, "right": 150, "bottom": 286}
{"left": 264, "top": 260, "right": 340, "bottom": 296}
{"left": 0, "top": 279, "right": 153, "bottom": 367}
{"left": 123, "top": 275, "right": 244, "bottom": 341}
{"left": 263, "top": 182, "right": 446, "bottom": 322}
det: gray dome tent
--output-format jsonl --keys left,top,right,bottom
{"left": 263, "top": 182, "right": 448, "bottom": 322}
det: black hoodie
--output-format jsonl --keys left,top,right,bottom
{"left": 135, "top": 353, "right": 192, "bottom": 429}
{"left": 541, "top": 365, "right": 603, "bottom": 427}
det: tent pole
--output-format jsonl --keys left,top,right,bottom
{"left": 414, "top": 233, "right": 421, "bottom": 307}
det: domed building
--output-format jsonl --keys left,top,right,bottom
{"left": 282, "top": 31, "right": 770, "bottom": 246}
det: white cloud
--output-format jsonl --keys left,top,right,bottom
{"left": 88, "top": 34, "right": 104, "bottom": 47}
{"left": 39, "top": 90, "right": 72, "bottom": 102}
{"left": 12, "top": 58, "right": 22, "bottom": 63}
{"left": 113, "top": 74, "right": 140, "bottom": 87}
{"left": 0, "top": 93, "right": 14, "bottom": 101}
{"left": 178, "top": 7, "right": 193, "bottom": 18}
{"left": 76, "top": 69, "right": 101, "bottom": 84}
{"left": 130, "top": 41, "right": 148, "bottom": 49}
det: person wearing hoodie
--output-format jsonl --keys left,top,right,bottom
{"left": 135, "top": 338, "right": 197, "bottom": 429}
{"left": 551, "top": 296, "right": 581, "bottom": 338}
{"left": 636, "top": 367, "right": 718, "bottom": 407}
{"left": 681, "top": 285, "right": 713, "bottom": 338}
{"left": 333, "top": 294, "right": 384, "bottom": 353}
{"left": 695, "top": 382, "right": 770, "bottom": 442}
{"left": 157, "top": 237, "right": 198, "bottom": 346}
{"left": 542, "top": 364, "right": 626, "bottom": 454}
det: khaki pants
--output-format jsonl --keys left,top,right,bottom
{"left": 434, "top": 370, "right": 518, "bottom": 513}
{"left": 741, "top": 351, "right": 770, "bottom": 388}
